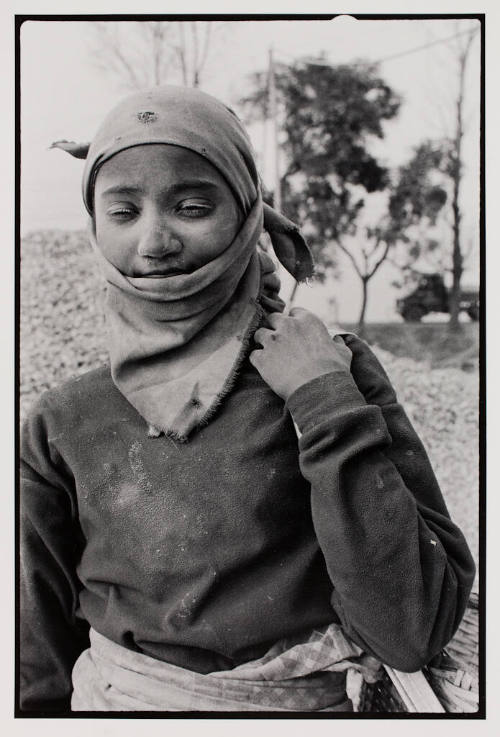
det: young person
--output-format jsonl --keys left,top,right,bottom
{"left": 20, "top": 85, "right": 475, "bottom": 713}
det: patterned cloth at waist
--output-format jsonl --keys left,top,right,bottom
{"left": 71, "top": 625, "right": 382, "bottom": 712}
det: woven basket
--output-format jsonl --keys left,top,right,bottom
{"left": 359, "top": 592, "right": 479, "bottom": 713}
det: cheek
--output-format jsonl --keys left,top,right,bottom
{"left": 94, "top": 219, "right": 134, "bottom": 269}
{"left": 188, "top": 210, "right": 241, "bottom": 263}
{"left": 94, "top": 213, "right": 111, "bottom": 251}
{"left": 211, "top": 203, "right": 243, "bottom": 247}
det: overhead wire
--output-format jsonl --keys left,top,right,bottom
{"left": 275, "top": 25, "right": 479, "bottom": 67}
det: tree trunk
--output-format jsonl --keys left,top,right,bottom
{"left": 449, "top": 177, "right": 464, "bottom": 331}
{"left": 448, "top": 88, "right": 464, "bottom": 333}
{"left": 357, "top": 277, "right": 369, "bottom": 333}
{"left": 448, "top": 29, "right": 476, "bottom": 333}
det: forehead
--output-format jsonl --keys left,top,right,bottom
{"left": 94, "top": 143, "right": 228, "bottom": 191}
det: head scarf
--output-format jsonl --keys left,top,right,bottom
{"left": 53, "top": 85, "right": 313, "bottom": 440}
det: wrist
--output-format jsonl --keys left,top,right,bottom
{"left": 286, "top": 370, "right": 367, "bottom": 432}
{"left": 282, "top": 362, "right": 351, "bottom": 401}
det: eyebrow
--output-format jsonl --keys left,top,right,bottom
{"left": 100, "top": 180, "right": 219, "bottom": 197}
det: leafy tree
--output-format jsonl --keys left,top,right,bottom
{"left": 334, "top": 142, "right": 447, "bottom": 326}
{"left": 241, "top": 59, "right": 400, "bottom": 277}
{"left": 240, "top": 59, "right": 454, "bottom": 326}
{"left": 385, "top": 141, "right": 449, "bottom": 299}
{"left": 390, "top": 128, "right": 478, "bottom": 328}
{"left": 241, "top": 58, "right": 402, "bottom": 322}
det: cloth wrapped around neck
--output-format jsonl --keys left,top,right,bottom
{"left": 89, "top": 195, "right": 284, "bottom": 440}
{"left": 53, "top": 85, "right": 314, "bottom": 439}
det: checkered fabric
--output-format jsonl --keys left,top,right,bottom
{"left": 210, "top": 622, "right": 382, "bottom": 682}
{"left": 71, "top": 625, "right": 380, "bottom": 711}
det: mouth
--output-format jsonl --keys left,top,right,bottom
{"left": 142, "top": 268, "right": 186, "bottom": 278}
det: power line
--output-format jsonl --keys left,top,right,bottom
{"left": 373, "top": 26, "right": 479, "bottom": 64}
{"left": 275, "top": 25, "right": 479, "bottom": 68}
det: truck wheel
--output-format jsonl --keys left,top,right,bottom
{"left": 402, "top": 305, "right": 425, "bottom": 322}
{"left": 467, "top": 306, "right": 479, "bottom": 321}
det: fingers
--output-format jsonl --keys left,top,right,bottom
{"left": 288, "top": 306, "right": 311, "bottom": 319}
{"left": 265, "top": 307, "right": 313, "bottom": 327}
{"left": 265, "top": 312, "right": 283, "bottom": 329}
{"left": 258, "top": 308, "right": 325, "bottom": 341}
{"left": 253, "top": 326, "right": 277, "bottom": 347}
{"left": 253, "top": 309, "right": 296, "bottom": 346}
{"left": 248, "top": 348, "right": 262, "bottom": 368}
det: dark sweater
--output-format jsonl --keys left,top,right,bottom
{"left": 19, "top": 335, "right": 475, "bottom": 712}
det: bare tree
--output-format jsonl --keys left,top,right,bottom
{"left": 174, "top": 22, "right": 213, "bottom": 87}
{"left": 388, "top": 23, "right": 480, "bottom": 330}
{"left": 337, "top": 218, "right": 392, "bottom": 329}
{"left": 446, "top": 23, "right": 480, "bottom": 331}
{"left": 88, "top": 20, "right": 221, "bottom": 90}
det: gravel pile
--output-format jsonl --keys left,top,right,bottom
{"left": 20, "top": 230, "right": 108, "bottom": 417}
{"left": 20, "top": 230, "right": 479, "bottom": 568}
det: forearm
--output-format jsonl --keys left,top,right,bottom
{"left": 20, "top": 470, "right": 90, "bottom": 712}
{"left": 287, "top": 371, "right": 475, "bottom": 672}
{"left": 20, "top": 401, "right": 89, "bottom": 712}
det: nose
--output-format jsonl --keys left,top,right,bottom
{"left": 137, "top": 217, "right": 182, "bottom": 259}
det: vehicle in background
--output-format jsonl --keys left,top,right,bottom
{"left": 396, "top": 273, "right": 479, "bottom": 322}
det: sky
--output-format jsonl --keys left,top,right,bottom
{"left": 20, "top": 15, "right": 481, "bottom": 322}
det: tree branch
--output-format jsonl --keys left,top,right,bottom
{"left": 199, "top": 22, "right": 212, "bottom": 72}
{"left": 367, "top": 239, "right": 391, "bottom": 279}
{"left": 107, "top": 36, "right": 143, "bottom": 89}
{"left": 337, "top": 241, "right": 363, "bottom": 279}
{"left": 175, "top": 22, "right": 188, "bottom": 86}
{"left": 191, "top": 22, "right": 199, "bottom": 86}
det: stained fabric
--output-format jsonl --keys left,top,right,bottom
{"left": 88, "top": 205, "right": 283, "bottom": 440}
{"left": 66, "top": 85, "right": 313, "bottom": 439}
{"left": 20, "top": 337, "right": 476, "bottom": 712}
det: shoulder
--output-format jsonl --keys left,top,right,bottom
{"left": 49, "top": 364, "right": 114, "bottom": 402}
{"left": 23, "top": 365, "right": 119, "bottom": 431}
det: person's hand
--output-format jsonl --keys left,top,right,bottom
{"left": 250, "top": 307, "right": 352, "bottom": 401}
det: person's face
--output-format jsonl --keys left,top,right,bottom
{"left": 93, "top": 144, "right": 242, "bottom": 277}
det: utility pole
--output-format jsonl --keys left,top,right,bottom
{"left": 268, "top": 48, "right": 297, "bottom": 305}
{"left": 268, "top": 48, "right": 282, "bottom": 213}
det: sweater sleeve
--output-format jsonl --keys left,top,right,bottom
{"left": 285, "top": 335, "right": 476, "bottom": 673}
{"left": 19, "top": 396, "right": 90, "bottom": 713}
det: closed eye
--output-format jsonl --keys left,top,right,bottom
{"left": 107, "top": 205, "right": 138, "bottom": 220}
{"left": 176, "top": 199, "right": 214, "bottom": 218}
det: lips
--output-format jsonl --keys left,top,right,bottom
{"left": 140, "top": 266, "right": 186, "bottom": 277}
{"left": 148, "top": 270, "right": 184, "bottom": 277}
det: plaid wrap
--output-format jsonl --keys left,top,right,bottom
{"left": 210, "top": 621, "right": 382, "bottom": 682}
{"left": 71, "top": 625, "right": 380, "bottom": 711}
